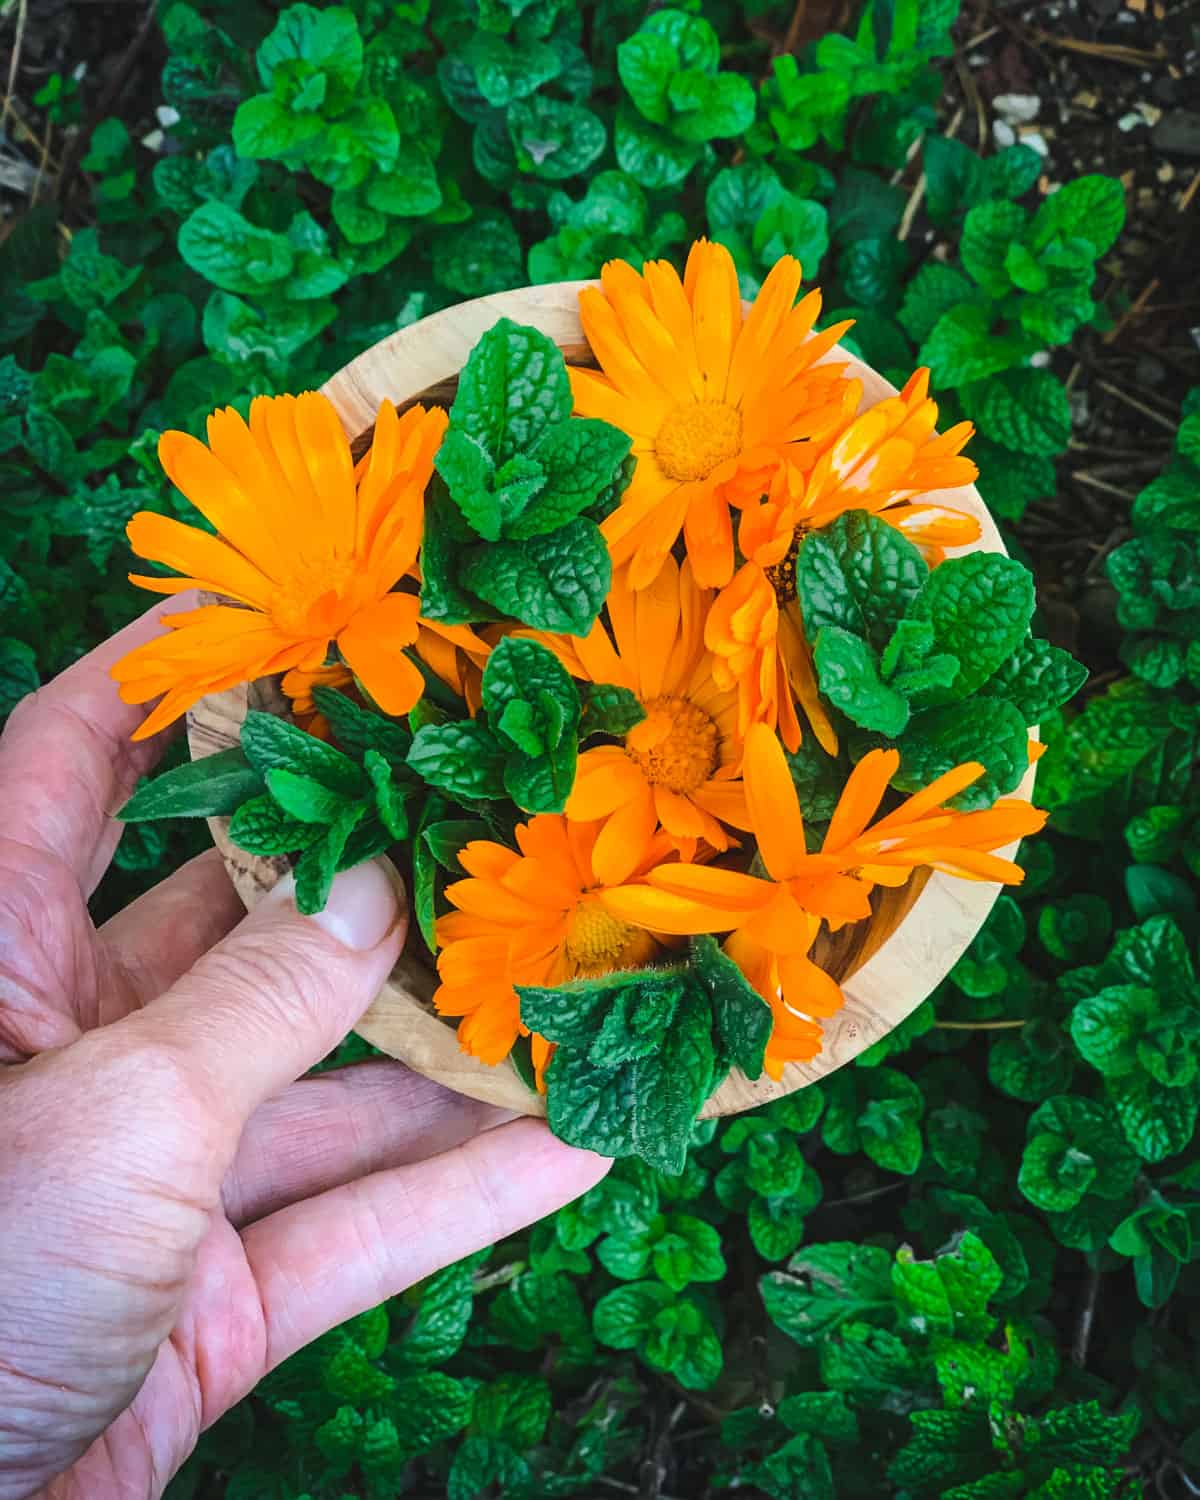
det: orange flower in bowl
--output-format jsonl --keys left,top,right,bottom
{"left": 433, "top": 813, "right": 671, "bottom": 1082}
{"left": 570, "top": 240, "right": 854, "bottom": 590}
{"left": 111, "top": 393, "right": 448, "bottom": 739}
{"left": 527, "top": 556, "right": 753, "bottom": 884}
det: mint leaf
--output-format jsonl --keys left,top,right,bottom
{"left": 906, "top": 552, "right": 1035, "bottom": 699}
{"left": 119, "top": 748, "right": 265, "bottom": 821}
{"left": 965, "top": 369, "right": 1072, "bottom": 457}
{"left": 294, "top": 802, "right": 365, "bottom": 915}
{"left": 310, "top": 686, "right": 412, "bottom": 763}
{"left": 461, "top": 517, "right": 611, "bottom": 636}
{"left": 761, "top": 1243, "right": 893, "bottom": 1346}
{"left": 407, "top": 720, "right": 507, "bottom": 799}
{"left": 1031, "top": 173, "right": 1125, "bottom": 256}
{"left": 978, "top": 637, "right": 1088, "bottom": 723}
{"left": 960, "top": 200, "right": 1026, "bottom": 294}
{"left": 507, "top": 418, "right": 632, "bottom": 539}
{"left": 450, "top": 317, "right": 572, "bottom": 466}
{"left": 895, "top": 697, "right": 1029, "bottom": 809}
{"left": 581, "top": 682, "right": 646, "bottom": 737}
{"left": 241, "top": 710, "right": 368, "bottom": 796}
{"left": 814, "top": 626, "right": 911, "bottom": 735}
{"left": 228, "top": 793, "right": 323, "bottom": 856}
{"left": 689, "top": 935, "right": 772, "bottom": 1079}
{"left": 265, "top": 767, "right": 357, "bottom": 824}
{"left": 797, "top": 510, "right": 928, "bottom": 650}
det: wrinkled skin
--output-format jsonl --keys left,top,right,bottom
{"left": 0, "top": 602, "right": 609, "bottom": 1500}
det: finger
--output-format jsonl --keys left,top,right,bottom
{"left": 106, "top": 858, "right": 407, "bottom": 1143}
{"left": 242, "top": 1118, "right": 611, "bottom": 1370}
{"left": 222, "top": 1061, "right": 514, "bottom": 1226}
{"left": 99, "top": 849, "right": 246, "bottom": 1021}
{"left": 0, "top": 595, "right": 195, "bottom": 895}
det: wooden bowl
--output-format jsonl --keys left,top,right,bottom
{"left": 187, "top": 280, "right": 1037, "bottom": 1119}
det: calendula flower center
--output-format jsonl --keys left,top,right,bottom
{"left": 764, "top": 529, "right": 803, "bottom": 606}
{"left": 655, "top": 401, "right": 743, "bottom": 483}
{"left": 627, "top": 695, "right": 720, "bottom": 794}
{"left": 270, "top": 561, "right": 358, "bottom": 638}
{"left": 565, "top": 899, "right": 638, "bottom": 972}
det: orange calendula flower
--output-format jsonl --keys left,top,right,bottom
{"left": 111, "top": 392, "right": 448, "bottom": 740}
{"left": 570, "top": 240, "right": 854, "bottom": 590}
{"left": 434, "top": 814, "right": 670, "bottom": 1079}
{"left": 602, "top": 725, "right": 1048, "bottom": 1076}
{"left": 707, "top": 368, "right": 981, "bottom": 754}
{"left": 528, "top": 556, "right": 753, "bottom": 884}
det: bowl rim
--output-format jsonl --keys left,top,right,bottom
{"left": 186, "top": 278, "right": 1038, "bottom": 1120}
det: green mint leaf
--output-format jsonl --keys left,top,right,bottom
{"left": 797, "top": 510, "right": 928, "bottom": 650}
{"left": 761, "top": 1243, "right": 893, "bottom": 1346}
{"left": 895, "top": 697, "right": 1029, "bottom": 809}
{"left": 119, "top": 748, "right": 265, "bottom": 821}
{"left": 505, "top": 418, "right": 632, "bottom": 539}
{"left": 814, "top": 626, "right": 911, "bottom": 736}
{"left": 502, "top": 737, "right": 578, "bottom": 814}
{"left": 407, "top": 720, "right": 508, "bottom": 800}
{"left": 1030, "top": 173, "right": 1126, "bottom": 257}
{"left": 964, "top": 369, "right": 1072, "bottom": 457}
{"left": 897, "top": 262, "right": 974, "bottom": 343}
{"left": 228, "top": 793, "right": 323, "bottom": 856}
{"left": 919, "top": 303, "right": 1033, "bottom": 386}
{"left": 581, "top": 682, "right": 646, "bottom": 737}
{"left": 614, "top": 103, "right": 702, "bottom": 192}
{"left": 461, "top": 517, "right": 611, "bottom": 636}
{"left": 483, "top": 636, "right": 580, "bottom": 748}
{"left": 689, "top": 935, "right": 772, "bottom": 1079}
{"left": 435, "top": 428, "right": 503, "bottom": 541}
{"left": 978, "top": 637, "right": 1088, "bottom": 722}
{"left": 960, "top": 200, "right": 1026, "bottom": 294}
{"left": 617, "top": 31, "right": 676, "bottom": 125}
{"left": 310, "top": 686, "right": 412, "bottom": 763}
{"left": 419, "top": 480, "right": 491, "bottom": 625}
{"left": 472, "top": 1373, "right": 551, "bottom": 1449}
{"left": 293, "top": 802, "right": 366, "bottom": 915}
{"left": 265, "top": 767, "right": 357, "bottom": 824}
{"left": 590, "top": 974, "right": 685, "bottom": 1067}
{"left": 241, "top": 710, "right": 368, "bottom": 796}
{"left": 177, "top": 202, "right": 294, "bottom": 296}
{"left": 450, "top": 317, "right": 572, "bottom": 466}
{"left": 906, "top": 551, "right": 1035, "bottom": 700}
{"left": 364, "top": 748, "right": 409, "bottom": 840}
{"left": 1070, "top": 985, "right": 1157, "bottom": 1079}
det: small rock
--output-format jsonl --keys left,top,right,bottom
{"left": 1153, "top": 111, "right": 1200, "bottom": 158}
{"left": 1020, "top": 131, "right": 1051, "bottom": 157}
{"left": 1118, "top": 111, "right": 1146, "bottom": 132}
{"left": 993, "top": 120, "right": 1017, "bottom": 147}
{"left": 993, "top": 92, "right": 1041, "bottom": 124}
{"left": 156, "top": 105, "right": 181, "bottom": 128}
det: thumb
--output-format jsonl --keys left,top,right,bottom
{"left": 116, "top": 857, "right": 407, "bottom": 1135}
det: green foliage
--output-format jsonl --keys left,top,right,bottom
{"left": 8, "top": 0, "right": 1187, "bottom": 1494}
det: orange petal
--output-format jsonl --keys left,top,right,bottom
{"left": 743, "top": 723, "right": 806, "bottom": 881}
{"left": 337, "top": 592, "right": 423, "bottom": 715}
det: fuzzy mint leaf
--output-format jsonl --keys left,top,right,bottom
{"left": 241, "top": 710, "right": 368, "bottom": 796}
{"left": 419, "top": 480, "right": 490, "bottom": 625}
{"left": 797, "top": 510, "right": 928, "bottom": 650}
{"left": 265, "top": 766, "right": 357, "bottom": 823}
{"left": 543, "top": 990, "right": 715, "bottom": 1173}
{"left": 895, "top": 697, "right": 1029, "bottom": 809}
{"left": 906, "top": 551, "right": 1035, "bottom": 700}
{"left": 449, "top": 317, "right": 572, "bottom": 468}
{"left": 814, "top": 626, "right": 911, "bottom": 736}
{"left": 689, "top": 935, "right": 772, "bottom": 1079}
{"left": 483, "top": 636, "right": 580, "bottom": 754}
{"left": 504, "top": 418, "right": 632, "bottom": 539}
{"left": 581, "top": 682, "right": 646, "bottom": 737}
{"left": 310, "top": 686, "right": 412, "bottom": 763}
{"left": 407, "top": 720, "right": 507, "bottom": 800}
{"left": 978, "top": 637, "right": 1088, "bottom": 723}
{"left": 761, "top": 1243, "right": 893, "bottom": 1347}
{"left": 119, "top": 748, "right": 265, "bottom": 821}
{"left": 461, "top": 517, "right": 611, "bottom": 636}
{"left": 364, "top": 749, "right": 409, "bottom": 840}
{"left": 228, "top": 793, "right": 323, "bottom": 856}
{"left": 293, "top": 802, "right": 365, "bottom": 915}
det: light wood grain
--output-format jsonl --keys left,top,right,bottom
{"left": 187, "top": 280, "right": 1038, "bottom": 1121}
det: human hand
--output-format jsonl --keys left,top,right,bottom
{"left": 0, "top": 603, "right": 610, "bottom": 1500}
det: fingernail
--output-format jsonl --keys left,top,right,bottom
{"left": 267, "top": 859, "right": 404, "bottom": 951}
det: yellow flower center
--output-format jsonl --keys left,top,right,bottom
{"left": 655, "top": 400, "right": 743, "bottom": 483}
{"left": 627, "top": 695, "right": 720, "bottom": 795}
{"left": 565, "top": 899, "right": 638, "bottom": 973}
{"left": 270, "top": 559, "right": 360, "bottom": 638}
